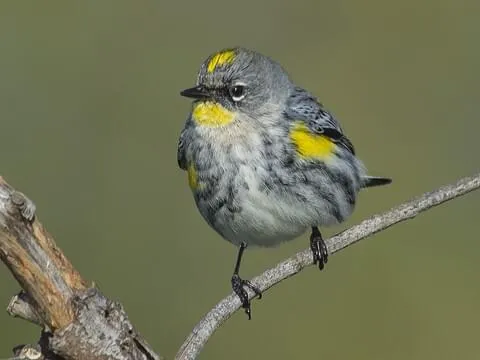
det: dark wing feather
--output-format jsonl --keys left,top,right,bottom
{"left": 285, "top": 87, "right": 355, "bottom": 155}
{"left": 177, "top": 128, "right": 188, "bottom": 170}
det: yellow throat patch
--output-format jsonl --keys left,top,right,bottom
{"left": 290, "top": 122, "right": 335, "bottom": 160}
{"left": 207, "top": 50, "right": 236, "bottom": 73}
{"left": 192, "top": 101, "right": 234, "bottom": 127}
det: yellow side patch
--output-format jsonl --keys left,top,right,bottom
{"left": 187, "top": 163, "right": 198, "bottom": 190}
{"left": 290, "top": 122, "right": 335, "bottom": 160}
{"left": 192, "top": 101, "right": 234, "bottom": 127}
{"left": 207, "top": 50, "right": 236, "bottom": 73}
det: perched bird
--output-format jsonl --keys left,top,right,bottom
{"left": 177, "top": 47, "right": 391, "bottom": 318}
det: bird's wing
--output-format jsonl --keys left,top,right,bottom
{"left": 285, "top": 87, "right": 355, "bottom": 155}
{"left": 177, "top": 127, "right": 188, "bottom": 170}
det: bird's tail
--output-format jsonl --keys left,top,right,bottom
{"left": 361, "top": 176, "right": 392, "bottom": 188}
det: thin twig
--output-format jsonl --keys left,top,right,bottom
{"left": 7, "top": 291, "right": 43, "bottom": 327}
{"left": 175, "top": 173, "right": 480, "bottom": 360}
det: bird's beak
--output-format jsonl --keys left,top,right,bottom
{"left": 180, "top": 86, "right": 210, "bottom": 99}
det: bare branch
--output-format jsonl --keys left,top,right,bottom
{"left": 0, "top": 182, "right": 87, "bottom": 329}
{"left": 7, "top": 291, "right": 43, "bottom": 327}
{"left": 9, "top": 344, "right": 44, "bottom": 360}
{"left": 0, "top": 176, "right": 162, "bottom": 360}
{"left": 2, "top": 171, "right": 478, "bottom": 360}
{"left": 175, "top": 173, "right": 480, "bottom": 360}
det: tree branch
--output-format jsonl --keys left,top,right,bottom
{"left": 7, "top": 291, "right": 43, "bottom": 327}
{"left": 175, "top": 173, "right": 480, "bottom": 360}
{"left": 0, "top": 176, "right": 162, "bottom": 360}
{"left": 2, "top": 173, "right": 479, "bottom": 360}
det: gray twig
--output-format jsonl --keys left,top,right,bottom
{"left": 7, "top": 291, "right": 43, "bottom": 327}
{"left": 175, "top": 173, "right": 480, "bottom": 360}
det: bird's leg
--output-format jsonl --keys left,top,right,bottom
{"left": 310, "top": 226, "right": 328, "bottom": 270}
{"left": 231, "top": 242, "right": 262, "bottom": 320}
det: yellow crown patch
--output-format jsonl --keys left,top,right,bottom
{"left": 207, "top": 50, "right": 236, "bottom": 73}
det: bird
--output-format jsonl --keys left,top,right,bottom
{"left": 177, "top": 47, "right": 391, "bottom": 319}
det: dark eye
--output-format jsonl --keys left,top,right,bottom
{"left": 229, "top": 85, "right": 246, "bottom": 101}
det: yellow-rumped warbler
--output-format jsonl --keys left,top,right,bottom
{"left": 178, "top": 47, "right": 391, "bottom": 318}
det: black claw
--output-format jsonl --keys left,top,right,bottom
{"left": 310, "top": 227, "right": 328, "bottom": 270}
{"left": 243, "top": 279, "right": 262, "bottom": 300}
{"left": 231, "top": 274, "right": 262, "bottom": 320}
{"left": 231, "top": 242, "right": 262, "bottom": 319}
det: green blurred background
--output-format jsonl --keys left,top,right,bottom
{"left": 0, "top": 1, "right": 479, "bottom": 359}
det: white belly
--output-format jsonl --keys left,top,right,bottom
{"left": 209, "top": 164, "right": 335, "bottom": 247}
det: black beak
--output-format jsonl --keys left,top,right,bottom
{"left": 180, "top": 86, "right": 210, "bottom": 99}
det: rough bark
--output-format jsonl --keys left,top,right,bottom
{"left": 0, "top": 177, "right": 162, "bottom": 360}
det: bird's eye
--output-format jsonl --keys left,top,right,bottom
{"left": 229, "top": 85, "right": 246, "bottom": 102}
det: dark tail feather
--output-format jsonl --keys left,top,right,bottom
{"left": 362, "top": 176, "right": 392, "bottom": 188}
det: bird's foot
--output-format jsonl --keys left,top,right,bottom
{"left": 231, "top": 274, "right": 262, "bottom": 320}
{"left": 310, "top": 228, "right": 328, "bottom": 270}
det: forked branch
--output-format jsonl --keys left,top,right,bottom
{"left": 0, "top": 177, "right": 161, "bottom": 360}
